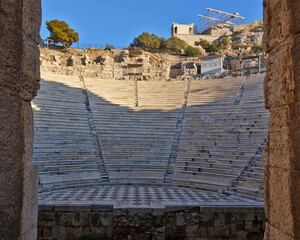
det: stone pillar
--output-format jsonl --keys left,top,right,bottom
{"left": 263, "top": 0, "right": 300, "bottom": 239}
{"left": 0, "top": 0, "right": 41, "bottom": 239}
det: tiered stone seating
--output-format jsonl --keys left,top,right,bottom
{"left": 33, "top": 72, "right": 268, "bottom": 200}
{"left": 172, "top": 75, "right": 269, "bottom": 198}
{"left": 32, "top": 73, "right": 102, "bottom": 191}
{"left": 84, "top": 78, "right": 186, "bottom": 184}
{"left": 239, "top": 74, "right": 265, "bottom": 106}
{"left": 138, "top": 81, "right": 185, "bottom": 108}
{"left": 188, "top": 77, "right": 244, "bottom": 106}
{"left": 232, "top": 74, "right": 268, "bottom": 198}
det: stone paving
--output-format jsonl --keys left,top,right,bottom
{"left": 39, "top": 185, "right": 262, "bottom": 206}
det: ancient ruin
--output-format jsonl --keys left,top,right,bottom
{"left": 0, "top": 0, "right": 299, "bottom": 239}
{"left": 172, "top": 8, "right": 263, "bottom": 52}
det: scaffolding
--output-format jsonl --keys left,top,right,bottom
{"left": 195, "top": 8, "right": 245, "bottom": 34}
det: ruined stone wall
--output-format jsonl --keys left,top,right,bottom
{"left": 40, "top": 50, "right": 171, "bottom": 81}
{"left": 38, "top": 204, "right": 265, "bottom": 239}
{"left": 173, "top": 34, "right": 220, "bottom": 46}
{"left": 263, "top": 0, "right": 300, "bottom": 239}
{"left": 233, "top": 20, "right": 263, "bottom": 32}
{"left": 0, "top": 0, "right": 41, "bottom": 239}
{"left": 210, "top": 26, "right": 232, "bottom": 36}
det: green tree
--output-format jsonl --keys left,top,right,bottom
{"left": 130, "top": 32, "right": 164, "bottom": 52}
{"left": 46, "top": 19, "right": 79, "bottom": 48}
{"left": 185, "top": 45, "right": 200, "bottom": 57}
{"left": 251, "top": 44, "right": 264, "bottom": 54}
{"left": 215, "top": 36, "right": 231, "bottom": 50}
{"left": 195, "top": 39, "right": 218, "bottom": 53}
{"left": 162, "top": 36, "right": 188, "bottom": 53}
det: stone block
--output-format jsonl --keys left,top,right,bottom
{"left": 91, "top": 204, "right": 113, "bottom": 212}
{"left": 44, "top": 220, "right": 55, "bottom": 227}
{"left": 54, "top": 204, "right": 91, "bottom": 212}
{"left": 100, "top": 213, "right": 113, "bottom": 226}
{"left": 264, "top": 223, "right": 294, "bottom": 240}
{"left": 186, "top": 224, "right": 200, "bottom": 238}
{"left": 21, "top": 0, "right": 41, "bottom": 42}
{"left": 43, "top": 212, "right": 55, "bottom": 220}
{"left": 263, "top": 0, "right": 300, "bottom": 52}
{"left": 39, "top": 205, "right": 54, "bottom": 211}
{"left": 175, "top": 213, "right": 186, "bottom": 226}
{"left": 42, "top": 227, "right": 52, "bottom": 238}
{"left": 58, "top": 213, "right": 74, "bottom": 226}
{"left": 38, "top": 215, "right": 45, "bottom": 227}
{"left": 207, "top": 226, "right": 229, "bottom": 239}
{"left": 214, "top": 214, "right": 226, "bottom": 227}
{"left": 0, "top": 93, "right": 26, "bottom": 238}
{"left": 90, "top": 226, "right": 105, "bottom": 235}
{"left": 264, "top": 38, "right": 295, "bottom": 109}
{"left": 65, "top": 226, "right": 83, "bottom": 238}
{"left": 245, "top": 221, "right": 253, "bottom": 231}
{"left": 264, "top": 166, "right": 294, "bottom": 237}
{"left": 71, "top": 213, "right": 89, "bottom": 226}
{"left": 236, "top": 231, "right": 248, "bottom": 240}
{"left": 52, "top": 225, "right": 66, "bottom": 239}
{"left": 89, "top": 214, "right": 102, "bottom": 227}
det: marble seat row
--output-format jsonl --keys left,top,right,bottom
{"left": 32, "top": 73, "right": 102, "bottom": 191}
{"left": 172, "top": 75, "right": 269, "bottom": 199}
{"left": 84, "top": 78, "right": 187, "bottom": 184}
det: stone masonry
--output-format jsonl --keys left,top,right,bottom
{"left": 263, "top": 0, "right": 300, "bottom": 239}
{"left": 38, "top": 203, "right": 265, "bottom": 240}
{"left": 0, "top": 0, "right": 41, "bottom": 239}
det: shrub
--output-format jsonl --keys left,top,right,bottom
{"left": 130, "top": 32, "right": 164, "bottom": 52}
{"left": 214, "top": 36, "right": 231, "bottom": 50}
{"left": 106, "top": 43, "right": 116, "bottom": 49}
{"left": 185, "top": 45, "right": 200, "bottom": 57}
{"left": 161, "top": 36, "right": 188, "bottom": 53}
{"left": 104, "top": 43, "right": 114, "bottom": 51}
{"left": 251, "top": 44, "right": 264, "bottom": 54}
{"left": 195, "top": 39, "right": 218, "bottom": 53}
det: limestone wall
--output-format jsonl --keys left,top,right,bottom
{"left": 40, "top": 50, "right": 171, "bottom": 81}
{"left": 173, "top": 34, "right": 220, "bottom": 46}
{"left": 263, "top": 0, "right": 300, "bottom": 239}
{"left": 233, "top": 21, "right": 263, "bottom": 32}
{"left": 38, "top": 203, "right": 265, "bottom": 239}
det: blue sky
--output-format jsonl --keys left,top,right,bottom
{"left": 41, "top": 0, "right": 263, "bottom": 48}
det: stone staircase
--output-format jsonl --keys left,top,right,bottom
{"left": 80, "top": 75, "right": 110, "bottom": 184}
{"left": 163, "top": 78, "right": 191, "bottom": 185}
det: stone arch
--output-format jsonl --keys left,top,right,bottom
{"left": 0, "top": 0, "right": 299, "bottom": 239}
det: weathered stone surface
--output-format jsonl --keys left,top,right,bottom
{"left": 38, "top": 204, "right": 266, "bottom": 239}
{"left": 264, "top": 223, "right": 294, "bottom": 240}
{"left": 264, "top": 38, "right": 295, "bottom": 109}
{"left": 263, "top": 0, "right": 300, "bottom": 52}
{"left": 0, "top": 0, "right": 41, "bottom": 239}
{"left": 263, "top": 0, "right": 300, "bottom": 239}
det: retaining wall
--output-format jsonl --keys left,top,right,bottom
{"left": 38, "top": 203, "right": 265, "bottom": 240}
